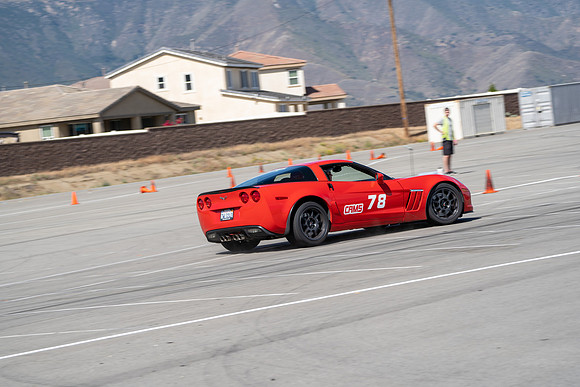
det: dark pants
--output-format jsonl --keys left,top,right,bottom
{"left": 443, "top": 140, "right": 454, "bottom": 155}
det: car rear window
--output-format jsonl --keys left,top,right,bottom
{"left": 237, "top": 166, "right": 318, "bottom": 187}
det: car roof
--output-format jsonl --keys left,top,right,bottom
{"left": 300, "top": 159, "right": 354, "bottom": 167}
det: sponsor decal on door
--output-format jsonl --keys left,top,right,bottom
{"left": 344, "top": 203, "right": 364, "bottom": 215}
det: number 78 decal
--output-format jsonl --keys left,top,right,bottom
{"left": 368, "top": 194, "right": 387, "bottom": 209}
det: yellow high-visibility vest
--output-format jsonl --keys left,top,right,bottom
{"left": 441, "top": 117, "right": 453, "bottom": 140}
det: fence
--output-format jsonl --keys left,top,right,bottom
{"left": 0, "top": 93, "right": 519, "bottom": 177}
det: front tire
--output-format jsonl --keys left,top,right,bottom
{"left": 427, "top": 183, "right": 463, "bottom": 225}
{"left": 291, "top": 202, "right": 329, "bottom": 247}
{"left": 221, "top": 239, "right": 260, "bottom": 252}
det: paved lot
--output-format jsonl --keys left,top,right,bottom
{"left": 1, "top": 123, "right": 579, "bottom": 386}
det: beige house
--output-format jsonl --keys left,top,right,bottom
{"left": 230, "top": 51, "right": 347, "bottom": 111}
{"left": 0, "top": 85, "right": 199, "bottom": 142}
{"left": 106, "top": 47, "right": 346, "bottom": 123}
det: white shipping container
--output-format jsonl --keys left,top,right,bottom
{"left": 518, "top": 87, "right": 554, "bottom": 129}
{"left": 459, "top": 96, "right": 506, "bottom": 137}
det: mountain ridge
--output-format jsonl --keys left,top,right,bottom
{"left": 0, "top": 0, "right": 578, "bottom": 106}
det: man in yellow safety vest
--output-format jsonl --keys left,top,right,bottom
{"left": 433, "top": 107, "right": 458, "bottom": 174}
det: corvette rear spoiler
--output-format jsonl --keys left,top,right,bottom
{"left": 198, "top": 186, "right": 258, "bottom": 196}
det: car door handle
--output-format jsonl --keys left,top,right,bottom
{"left": 327, "top": 183, "right": 334, "bottom": 191}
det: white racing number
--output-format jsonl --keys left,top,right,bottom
{"left": 368, "top": 194, "right": 386, "bottom": 210}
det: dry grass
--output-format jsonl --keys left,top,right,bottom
{"left": 0, "top": 117, "right": 521, "bottom": 201}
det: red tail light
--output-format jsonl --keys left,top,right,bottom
{"left": 197, "top": 198, "right": 204, "bottom": 210}
{"left": 251, "top": 190, "right": 261, "bottom": 202}
{"left": 204, "top": 197, "right": 212, "bottom": 209}
{"left": 239, "top": 191, "right": 249, "bottom": 204}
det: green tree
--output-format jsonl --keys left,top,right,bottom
{"left": 488, "top": 83, "right": 498, "bottom": 92}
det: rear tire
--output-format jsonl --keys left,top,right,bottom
{"left": 291, "top": 202, "right": 329, "bottom": 247}
{"left": 221, "top": 239, "right": 260, "bottom": 252}
{"left": 427, "top": 183, "right": 463, "bottom": 225}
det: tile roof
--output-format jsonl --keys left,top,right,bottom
{"left": 305, "top": 84, "right": 347, "bottom": 101}
{"left": 229, "top": 51, "right": 306, "bottom": 68}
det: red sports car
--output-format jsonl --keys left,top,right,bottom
{"left": 197, "top": 160, "right": 473, "bottom": 252}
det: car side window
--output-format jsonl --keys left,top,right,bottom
{"left": 237, "top": 166, "right": 317, "bottom": 187}
{"left": 322, "top": 164, "right": 375, "bottom": 182}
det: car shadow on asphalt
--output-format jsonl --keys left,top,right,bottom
{"left": 218, "top": 216, "right": 481, "bottom": 254}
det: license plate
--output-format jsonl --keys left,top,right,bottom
{"left": 220, "top": 209, "right": 234, "bottom": 221}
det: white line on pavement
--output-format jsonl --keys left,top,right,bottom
{"left": 1, "top": 249, "right": 578, "bottom": 361}
{"left": 0, "top": 245, "right": 207, "bottom": 288}
{"left": 473, "top": 175, "right": 578, "bottom": 195}
{"left": 11, "top": 293, "right": 300, "bottom": 315}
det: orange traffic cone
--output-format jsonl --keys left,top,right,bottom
{"left": 230, "top": 175, "right": 236, "bottom": 188}
{"left": 71, "top": 191, "right": 79, "bottom": 205}
{"left": 370, "top": 150, "right": 386, "bottom": 160}
{"left": 288, "top": 158, "right": 293, "bottom": 165}
{"left": 227, "top": 167, "right": 232, "bottom": 178}
{"left": 259, "top": 163, "right": 264, "bottom": 173}
{"left": 430, "top": 143, "right": 443, "bottom": 151}
{"left": 150, "top": 180, "right": 157, "bottom": 192}
{"left": 346, "top": 150, "right": 351, "bottom": 160}
{"left": 483, "top": 170, "right": 497, "bottom": 194}
{"left": 318, "top": 155, "right": 321, "bottom": 160}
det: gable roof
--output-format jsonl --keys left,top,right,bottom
{"left": 0, "top": 85, "right": 184, "bottom": 128}
{"left": 106, "top": 47, "right": 262, "bottom": 79}
{"left": 229, "top": 51, "right": 306, "bottom": 70}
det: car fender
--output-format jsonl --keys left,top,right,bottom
{"left": 284, "top": 195, "right": 333, "bottom": 236}
{"left": 397, "top": 174, "right": 472, "bottom": 221}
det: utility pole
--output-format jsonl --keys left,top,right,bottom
{"left": 387, "top": 0, "right": 409, "bottom": 138}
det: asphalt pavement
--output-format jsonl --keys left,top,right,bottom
{"left": 0, "top": 123, "right": 579, "bottom": 386}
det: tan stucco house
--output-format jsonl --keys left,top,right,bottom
{"left": 0, "top": 85, "right": 199, "bottom": 142}
{"left": 106, "top": 47, "right": 346, "bottom": 123}
{"left": 229, "top": 51, "right": 347, "bottom": 111}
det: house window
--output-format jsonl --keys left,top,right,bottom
{"left": 226, "top": 70, "right": 233, "bottom": 89}
{"left": 68, "top": 123, "right": 93, "bottom": 136}
{"left": 251, "top": 71, "right": 259, "bottom": 89}
{"left": 240, "top": 70, "right": 249, "bottom": 89}
{"left": 157, "top": 76, "right": 166, "bottom": 90}
{"left": 175, "top": 114, "right": 188, "bottom": 124}
{"left": 40, "top": 125, "right": 54, "bottom": 140}
{"left": 288, "top": 70, "right": 299, "bottom": 85}
{"left": 109, "top": 120, "right": 122, "bottom": 131}
{"left": 184, "top": 73, "right": 193, "bottom": 91}
{"left": 278, "top": 104, "right": 288, "bottom": 113}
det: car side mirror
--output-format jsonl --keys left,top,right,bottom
{"left": 376, "top": 173, "right": 384, "bottom": 184}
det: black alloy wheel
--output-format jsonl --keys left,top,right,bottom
{"left": 427, "top": 183, "right": 463, "bottom": 225}
{"left": 291, "top": 202, "right": 330, "bottom": 247}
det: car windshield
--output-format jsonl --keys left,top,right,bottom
{"left": 237, "top": 165, "right": 318, "bottom": 187}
